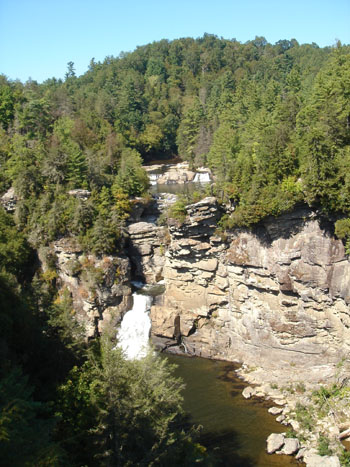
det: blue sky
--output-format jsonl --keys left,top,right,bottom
{"left": 0, "top": 0, "right": 349, "bottom": 83}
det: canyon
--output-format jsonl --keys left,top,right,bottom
{"left": 31, "top": 167, "right": 350, "bottom": 465}
{"left": 48, "top": 188, "right": 350, "bottom": 383}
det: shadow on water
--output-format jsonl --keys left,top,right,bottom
{"left": 164, "top": 354, "right": 301, "bottom": 467}
{"left": 200, "top": 429, "right": 255, "bottom": 467}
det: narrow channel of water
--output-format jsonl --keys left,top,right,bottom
{"left": 164, "top": 354, "right": 302, "bottom": 467}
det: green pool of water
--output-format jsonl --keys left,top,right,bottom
{"left": 150, "top": 180, "right": 211, "bottom": 195}
{"left": 164, "top": 354, "right": 302, "bottom": 466}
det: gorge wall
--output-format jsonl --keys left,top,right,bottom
{"left": 47, "top": 238, "right": 132, "bottom": 337}
{"left": 151, "top": 197, "right": 350, "bottom": 375}
{"left": 48, "top": 193, "right": 350, "bottom": 378}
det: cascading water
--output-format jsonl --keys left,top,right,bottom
{"left": 193, "top": 171, "right": 211, "bottom": 183}
{"left": 117, "top": 292, "right": 152, "bottom": 359}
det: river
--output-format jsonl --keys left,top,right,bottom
{"left": 164, "top": 354, "right": 302, "bottom": 467}
{"left": 118, "top": 276, "right": 302, "bottom": 466}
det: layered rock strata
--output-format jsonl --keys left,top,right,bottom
{"left": 50, "top": 238, "right": 132, "bottom": 337}
{"left": 151, "top": 200, "right": 350, "bottom": 374}
{"left": 127, "top": 221, "right": 167, "bottom": 284}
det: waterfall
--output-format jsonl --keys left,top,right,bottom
{"left": 149, "top": 173, "right": 162, "bottom": 185}
{"left": 193, "top": 172, "right": 211, "bottom": 183}
{"left": 117, "top": 293, "right": 152, "bottom": 359}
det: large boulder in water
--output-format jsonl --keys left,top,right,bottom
{"left": 266, "top": 433, "right": 285, "bottom": 454}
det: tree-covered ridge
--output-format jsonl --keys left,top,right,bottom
{"left": 1, "top": 36, "right": 349, "bottom": 244}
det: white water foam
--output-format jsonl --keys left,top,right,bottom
{"left": 117, "top": 293, "right": 152, "bottom": 360}
{"left": 193, "top": 172, "right": 211, "bottom": 183}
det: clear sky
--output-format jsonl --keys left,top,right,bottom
{"left": 0, "top": 0, "right": 349, "bottom": 83}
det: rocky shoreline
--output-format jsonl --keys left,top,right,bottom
{"left": 236, "top": 363, "right": 350, "bottom": 466}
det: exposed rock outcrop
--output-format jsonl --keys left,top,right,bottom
{"left": 303, "top": 450, "right": 340, "bottom": 467}
{"left": 150, "top": 200, "right": 350, "bottom": 376}
{"left": 127, "top": 221, "right": 167, "bottom": 284}
{"left": 1, "top": 187, "right": 17, "bottom": 212}
{"left": 47, "top": 238, "right": 132, "bottom": 337}
{"left": 67, "top": 189, "right": 91, "bottom": 200}
{"left": 144, "top": 162, "right": 212, "bottom": 185}
{"left": 266, "top": 433, "right": 285, "bottom": 454}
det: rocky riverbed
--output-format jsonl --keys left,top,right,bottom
{"left": 237, "top": 363, "right": 350, "bottom": 466}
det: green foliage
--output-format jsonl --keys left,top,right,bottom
{"left": 335, "top": 218, "right": 350, "bottom": 254}
{"left": 57, "top": 337, "right": 209, "bottom": 466}
{"left": 312, "top": 384, "right": 342, "bottom": 403}
{"left": 168, "top": 198, "right": 187, "bottom": 223}
{"left": 177, "top": 97, "right": 205, "bottom": 166}
{"left": 285, "top": 428, "right": 297, "bottom": 439}
{"left": 0, "top": 207, "right": 32, "bottom": 277}
{"left": 111, "top": 183, "right": 131, "bottom": 219}
{"left": 115, "top": 148, "right": 149, "bottom": 196}
{"left": 0, "top": 368, "right": 61, "bottom": 466}
{"left": 6, "top": 134, "right": 43, "bottom": 198}
{"left": 2, "top": 37, "right": 348, "bottom": 234}
{"left": 294, "top": 402, "right": 315, "bottom": 431}
{"left": 317, "top": 433, "right": 333, "bottom": 456}
{"left": 340, "top": 448, "right": 350, "bottom": 466}
{"left": 48, "top": 288, "right": 85, "bottom": 350}
{"left": 82, "top": 214, "right": 121, "bottom": 256}
{"left": 1, "top": 36, "right": 350, "bottom": 465}
{"left": 0, "top": 81, "right": 16, "bottom": 130}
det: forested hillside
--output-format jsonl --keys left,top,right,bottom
{"left": 1, "top": 35, "right": 350, "bottom": 465}
{"left": 1, "top": 36, "right": 350, "bottom": 244}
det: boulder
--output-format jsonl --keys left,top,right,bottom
{"left": 295, "top": 447, "right": 307, "bottom": 460}
{"left": 242, "top": 386, "right": 256, "bottom": 399}
{"left": 303, "top": 450, "right": 340, "bottom": 467}
{"left": 1, "top": 187, "right": 17, "bottom": 212}
{"left": 266, "top": 433, "right": 285, "bottom": 454}
{"left": 281, "top": 438, "right": 299, "bottom": 455}
{"left": 268, "top": 406, "right": 283, "bottom": 416}
{"left": 290, "top": 420, "right": 300, "bottom": 431}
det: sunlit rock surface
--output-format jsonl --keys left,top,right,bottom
{"left": 44, "top": 238, "right": 132, "bottom": 338}
{"left": 150, "top": 201, "right": 350, "bottom": 378}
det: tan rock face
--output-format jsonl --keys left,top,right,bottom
{"left": 144, "top": 162, "right": 212, "bottom": 185}
{"left": 150, "top": 202, "right": 350, "bottom": 375}
{"left": 1, "top": 187, "right": 17, "bottom": 212}
{"left": 46, "top": 238, "right": 132, "bottom": 338}
{"left": 127, "top": 221, "right": 167, "bottom": 283}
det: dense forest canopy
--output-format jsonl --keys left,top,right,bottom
{"left": 1, "top": 35, "right": 350, "bottom": 243}
{"left": 1, "top": 35, "right": 350, "bottom": 465}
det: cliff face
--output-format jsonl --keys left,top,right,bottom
{"left": 47, "top": 194, "right": 350, "bottom": 375}
{"left": 127, "top": 221, "right": 167, "bottom": 284}
{"left": 151, "top": 198, "right": 350, "bottom": 373}
{"left": 48, "top": 198, "right": 167, "bottom": 337}
{"left": 50, "top": 238, "right": 132, "bottom": 337}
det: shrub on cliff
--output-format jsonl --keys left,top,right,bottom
{"left": 335, "top": 218, "right": 350, "bottom": 254}
{"left": 168, "top": 198, "right": 187, "bottom": 223}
